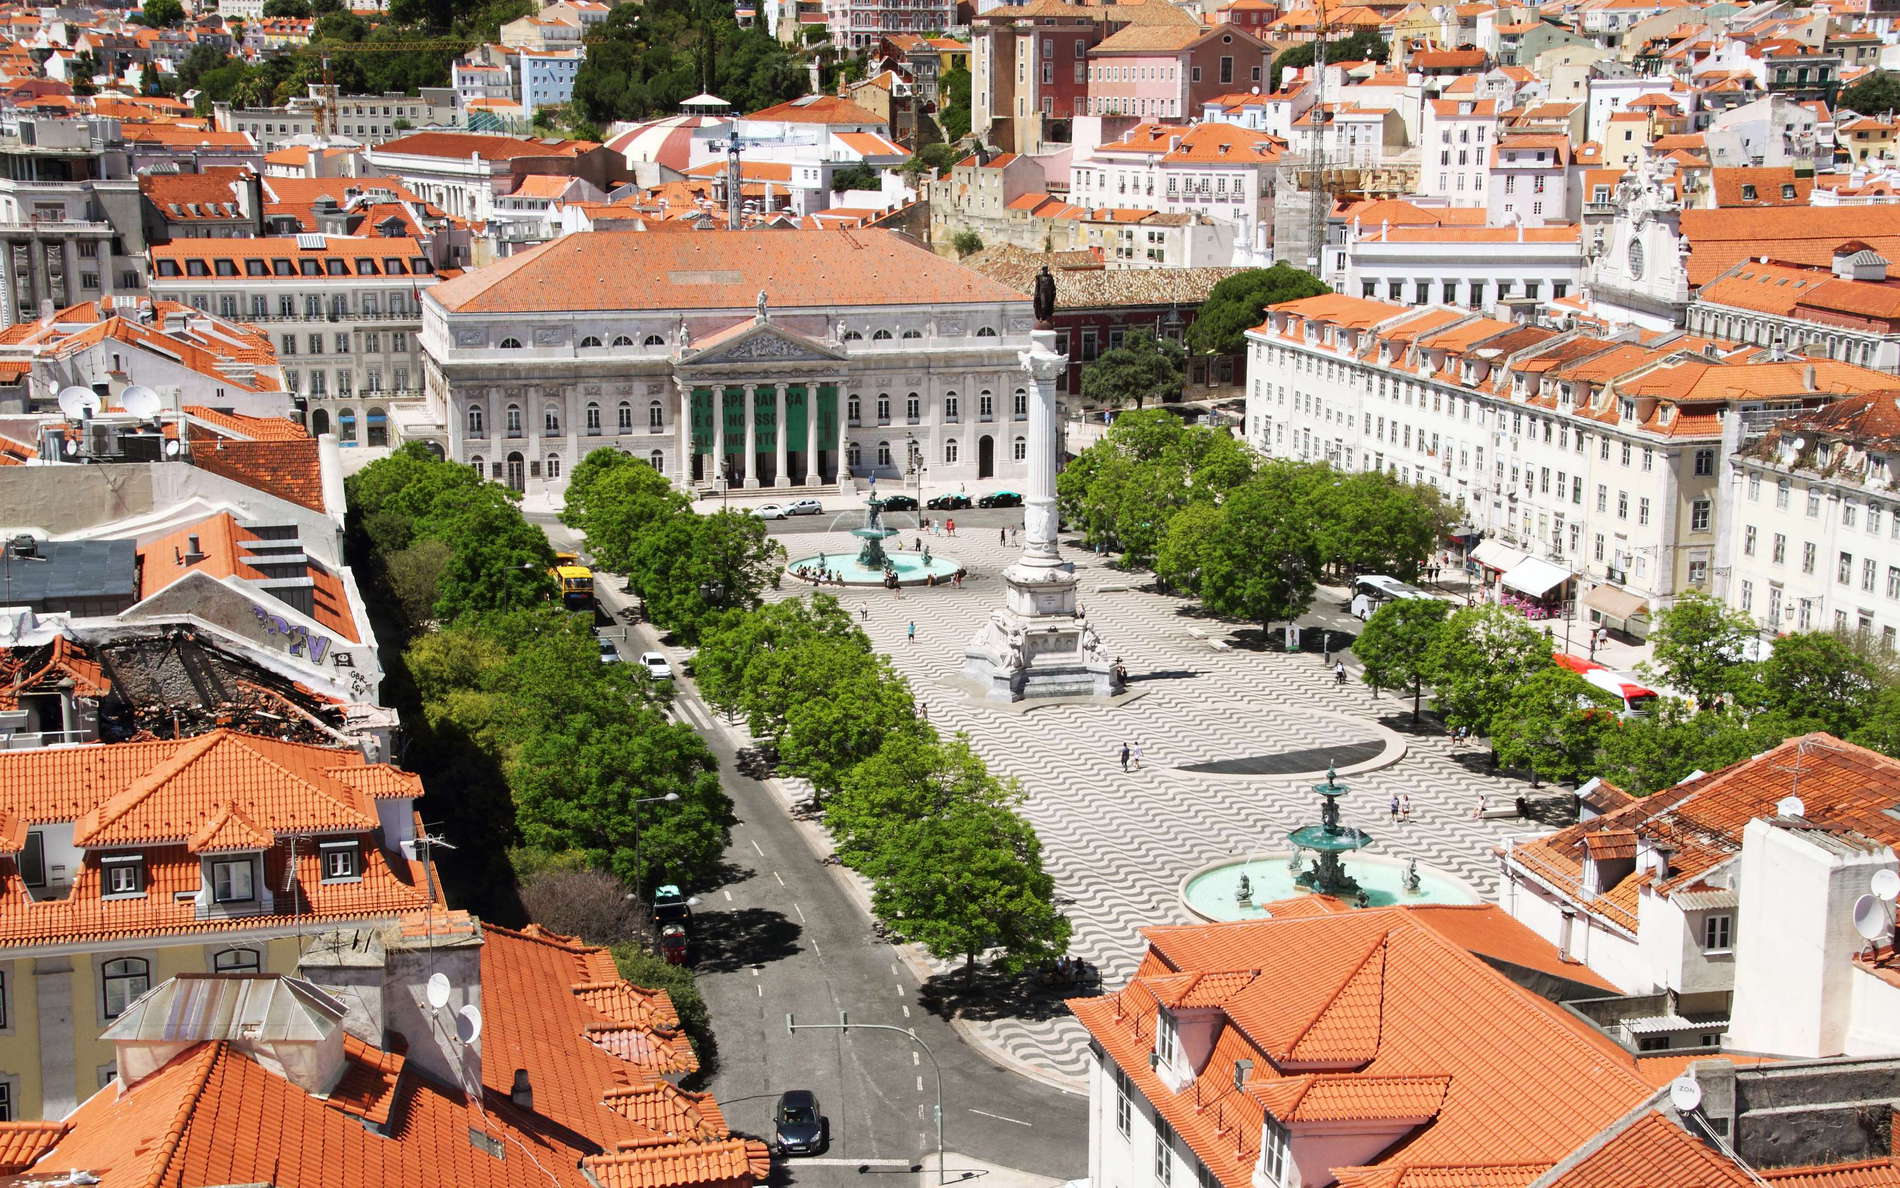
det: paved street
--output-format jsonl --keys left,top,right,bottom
{"left": 531, "top": 513, "right": 1088, "bottom": 1185}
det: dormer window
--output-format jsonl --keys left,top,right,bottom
{"left": 101, "top": 853, "right": 144, "bottom": 897}
{"left": 1258, "top": 1116, "right": 1292, "bottom": 1186}
{"left": 211, "top": 858, "right": 255, "bottom": 903}
{"left": 320, "top": 840, "right": 361, "bottom": 882}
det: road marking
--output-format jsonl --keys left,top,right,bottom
{"left": 793, "top": 1159, "right": 916, "bottom": 1168}
{"left": 756, "top": 984, "right": 762, "bottom": 997}
{"left": 751, "top": 840, "right": 764, "bottom": 857}
{"left": 793, "top": 902, "right": 805, "bottom": 922}
{"left": 774, "top": 871, "right": 785, "bottom": 887}
{"left": 890, "top": 963, "right": 898, "bottom": 976}
{"left": 751, "top": 967, "right": 760, "bottom": 977}
{"left": 723, "top": 890, "right": 733, "bottom": 902}
{"left": 811, "top": 939, "right": 821, "bottom": 957}
{"left": 969, "top": 1109, "right": 1033, "bottom": 1127}
{"left": 912, "top": 1051, "right": 919, "bottom": 1066}
{"left": 916, "top": 1075, "right": 923, "bottom": 1092}
{"left": 902, "top": 1004, "right": 910, "bottom": 1018}
{"left": 895, "top": 982, "right": 905, "bottom": 996}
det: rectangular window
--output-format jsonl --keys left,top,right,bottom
{"left": 1260, "top": 1118, "right": 1291, "bottom": 1185}
{"left": 1774, "top": 533, "right": 1787, "bottom": 564}
{"left": 1803, "top": 542, "right": 1817, "bottom": 574}
{"left": 320, "top": 841, "right": 360, "bottom": 881}
{"left": 102, "top": 854, "right": 144, "bottom": 896}
{"left": 1638, "top": 498, "right": 1650, "bottom": 526}
{"left": 1841, "top": 552, "right": 1855, "bottom": 584}
{"left": 1114, "top": 1069, "right": 1132, "bottom": 1136}
{"left": 1691, "top": 500, "right": 1711, "bottom": 532}
{"left": 1777, "top": 480, "right": 1791, "bottom": 510}
{"left": 1618, "top": 492, "right": 1629, "bottom": 519}
{"left": 212, "top": 859, "right": 255, "bottom": 903}
{"left": 1596, "top": 484, "right": 1607, "bottom": 513}
{"left": 1744, "top": 525, "right": 1757, "bottom": 556}
{"left": 1704, "top": 914, "right": 1732, "bottom": 951}
{"left": 19, "top": 833, "right": 43, "bottom": 888}
{"left": 1809, "top": 488, "right": 1823, "bottom": 518}
{"left": 1866, "top": 558, "right": 1878, "bottom": 592}
{"left": 1740, "top": 580, "right": 1754, "bottom": 612}
{"left": 1155, "top": 1124, "right": 1174, "bottom": 1186}
{"left": 945, "top": 397, "right": 959, "bottom": 422}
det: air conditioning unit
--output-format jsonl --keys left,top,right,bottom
{"left": 87, "top": 422, "right": 120, "bottom": 458}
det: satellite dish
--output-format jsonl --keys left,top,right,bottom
{"left": 1670, "top": 1074, "right": 1703, "bottom": 1112}
{"left": 61, "top": 438, "right": 78, "bottom": 457}
{"left": 1853, "top": 893, "right": 1888, "bottom": 941}
{"left": 1876, "top": 870, "right": 1900, "bottom": 903}
{"left": 455, "top": 1003, "right": 483, "bottom": 1044}
{"left": 1776, "top": 795, "right": 1806, "bottom": 818}
{"left": 56, "top": 386, "right": 99, "bottom": 420}
{"left": 425, "top": 971, "right": 451, "bottom": 1009}
{"left": 163, "top": 439, "right": 182, "bottom": 458}
{"left": 1791, "top": 436, "right": 1807, "bottom": 451}
{"left": 120, "top": 384, "right": 160, "bottom": 418}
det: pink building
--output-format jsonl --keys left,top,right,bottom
{"left": 1084, "top": 24, "right": 1274, "bottom": 122}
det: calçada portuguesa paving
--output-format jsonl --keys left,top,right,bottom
{"left": 756, "top": 513, "right": 1555, "bottom": 1090}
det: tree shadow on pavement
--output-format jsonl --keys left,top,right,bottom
{"left": 915, "top": 960, "right": 1104, "bottom": 1024}
{"left": 690, "top": 907, "right": 803, "bottom": 973}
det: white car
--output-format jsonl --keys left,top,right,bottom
{"left": 786, "top": 498, "right": 824, "bottom": 516}
{"left": 597, "top": 638, "right": 621, "bottom": 664}
{"left": 640, "top": 651, "right": 674, "bottom": 680}
{"left": 751, "top": 504, "right": 789, "bottom": 520}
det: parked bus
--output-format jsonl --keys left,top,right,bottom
{"left": 550, "top": 552, "right": 594, "bottom": 611}
{"left": 1553, "top": 653, "right": 1660, "bottom": 718}
{"left": 1349, "top": 574, "right": 1436, "bottom": 619}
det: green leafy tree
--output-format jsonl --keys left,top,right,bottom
{"left": 562, "top": 449, "right": 690, "bottom": 576}
{"left": 141, "top": 0, "right": 186, "bottom": 24}
{"left": 830, "top": 162, "right": 880, "bottom": 192}
{"left": 1079, "top": 331, "right": 1183, "bottom": 410}
{"left": 68, "top": 52, "right": 99, "bottom": 96}
{"left": 385, "top": 537, "right": 451, "bottom": 628}
{"left": 1841, "top": 70, "right": 1900, "bottom": 118}
{"left": 1153, "top": 502, "right": 1223, "bottom": 596}
{"left": 347, "top": 441, "right": 483, "bottom": 525}
{"left": 827, "top": 731, "right": 1010, "bottom": 869}
{"left": 178, "top": 43, "right": 230, "bottom": 91}
{"left": 1270, "top": 31, "right": 1388, "bottom": 89}
{"left": 631, "top": 510, "right": 785, "bottom": 643}
{"left": 1353, "top": 597, "right": 1451, "bottom": 723}
{"left": 1752, "top": 631, "right": 1881, "bottom": 736}
{"left": 423, "top": 487, "right": 557, "bottom": 621}
{"left": 1196, "top": 462, "right": 1321, "bottom": 639}
{"left": 779, "top": 659, "right": 923, "bottom": 799}
{"left": 869, "top": 798, "right": 1069, "bottom": 976}
{"left": 1596, "top": 702, "right": 1795, "bottom": 795}
{"left": 1424, "top": 604, "right": 1552, "bottom": 740}
{"left": 1489, "top": 667, "right": 1620, "bottom": 786}
{"left": 1850, "top": 685, "right": 1900, "bottom": 759}
{"left": 1184, "top": 264, "right": 1329, "bottom": 356}
{"left": 1643, "top": 590, "right": 1760, "bottom": 706}
{"left": 693, "top": 595, "right": 865, "bottom": 722}
{"left": 569, "top": 0, "right": 804, "bottom": 125}
{"left": 1312, "top": 470, "right": 1447, "bottom": 580}
{"left": 939, "top": 64, "right": 971, "bottom": 140}
{"left": 1055, "top": 409, "right": 1254, "bottom": 566}
{"left": 262, "top": 0, "right": 311, "bottom": 17}
{"left": 951, "top": 229, "right": 983, "bottom": 258}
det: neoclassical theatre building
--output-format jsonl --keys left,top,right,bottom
{"left": 420, "top": 229, "right": 1038, "bottom": 495}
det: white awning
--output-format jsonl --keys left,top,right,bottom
{"left": 1584, "top": 583, "right": 1648, "bottom": 624}
{"left": 1500, "top": 555, "right": 1575, "bottom": 598}
{"left": 1469, "top": 540, "right": 1528, "bottom": 572}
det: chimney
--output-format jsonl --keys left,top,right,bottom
{"left": 511, "top": 1068, "right": 533, "bottom": 1110}
{"left": 1804, "top": 363, "right": 1817, "bottom": 391}
{"left": 185, "top": 534, "right": 203, "bottom": 562}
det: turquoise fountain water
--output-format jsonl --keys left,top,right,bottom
{"left": 786, "top": 495, "right": 963, "bottom": 587}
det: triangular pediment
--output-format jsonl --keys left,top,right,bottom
{"left": 681, "top": 321, "right": 848, "bottom": 367}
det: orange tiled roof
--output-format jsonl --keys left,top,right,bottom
{"left": 373, "top": 131, "right": 598, "bottom": 160}
{"left": 1682, "top": 206, "right": 1900, "bottom": 286}
{"left": 0, "top": 1121, "right": 68, "bottom": 1173}
{"left": 137, "top": 511, "right": 359, "bottom": 642}
{"left": 185, "top": 433, "right": 327, "bottom": 513}
{"left": 746, "top": 93, "right": 885, "bottom": 124}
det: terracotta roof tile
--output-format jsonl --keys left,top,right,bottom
{"left": 0, "top": 1121, "right": 69, "bottom": 1173}
{"left": 186, "top": 435, "right": 327, "bottom": 513}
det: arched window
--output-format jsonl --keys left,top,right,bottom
{"left": 611, "top": 335, "right": 634, "bottom": 347}
{"left": 847, "top": 441, "right": 862, "bottom": 467}
{"left": 470, "top": 454, "right": 484, "bottom": 474}
{"left": 579, "top": 335, "right": 602, "bottom": 348}
{"left": 872, "top": 329, "right": 893, "bottom": 341}
{"left": 546, "top": 453, "right": 562, "bottom": 479}
{"left": 649, "top": 400, "right": 664, "bottom": 432}
{"left": 585, "top": 402, "right": 601, "bottom": 435}
{"left": 543, "top": 404, "right": 560, "bottom": 433}
{"left": 847, "top": 396, "right": 861, "bottom": 423}
{"left": 505, "top": 404, "right": 522, "bottom": 436}
{"left": 1014, "top": 388, "right": 1028, "bottom": 418}
{"left": 102, "top": 956, "right": 150, "bottom": 1018}
{"left": 1014, "top": 435, "right": 1027, "bottom": 461}
{"left": 843, "top": 330, "right": 863, "bottom": 341}
{"left": 643, "top": 334, "right": 665, "bottom": 347}
{"left": 975, "top": 327, "right": 998, "bottom": 337}
{"left": 213, "top": 948, "right": 260, "bottom": 973}
{"left": 498, "top": 337, "right": 523, "bottom": 349}
{"left": 467, "top": 405, "right": 484, "bottom": 435}
{"left": 617, "top": 401, "right": 633, "bottom": 433}
{"left": 877, "top": 440, "right": 892, "bottom": 467}
{"left": 944, "top": 439, "right": 959, "bottom": 464}
{"left": 979, "top": 390, "right": 994, "bottom": 418}
{"left": 649, "top": 449, "right": 665, "bottom": 474}
{"left": 901, "top": 329, "right": 922, "bottom": 340}
{"left": 906, "top": 392, "right": 920, "bottom": 420}
{"left": 311, "top": 408, "right": 330, "bottom": 435}
{"left": 337, "top": 408, "right": 358, "bottom": 443}
{"left": 876, "top": 393, "right": 890, "bottom": 422}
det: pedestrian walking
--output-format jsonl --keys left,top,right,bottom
{"left": 859, "top": 605, "right": 869, "bottom": 622}
{"left": 1401, "top": 794, "right": 1412, "bottom": 819}
{"left": 920, "top": 702, "right": 929, "bottom": 722}
{"left": 1334, "top": 661, "right": 1347, "bottom": 685}
{"left": 1389, "top": 795, "right": 1400, "bottom": 823}
{"left": 947, "top": 517, "right": 956, "bottom": 537}
{"left": 1131, "top": 742, "right": 1144, "bottom": 770}
{"left": 1119, "top": 742, "right": 1130, "bottom": 772}
{"left": 1000, "top": 527, "right": 1006, "bottom": 544}
{"left": 907, "top": 621, "right": 916, "bottom": 644}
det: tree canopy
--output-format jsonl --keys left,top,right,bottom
{"left": 1841, "top": 70, "right": 1900, "bottom": 118}
{"left": 1079, "top": 331, "right": 1183, "bottom": 410}
{"left": 939, "top": 65, "right": 972, "bottom": 140}
{"left": 1642, "top": 590, "right": 1758, "bottom": 706}
{"left": 1423, "top": 604, "right": 1552, "bottom": 738}
{"left": 570, "top": 0, "right": 805, "bottom": 125}
{"left": 1185, "top": 265, "right": 1330, "bottom": 356}
{"left": 1195, "top": 461, "right": 1322, "bottom": 636}
{"left": 1270, "top": 31, "right": 1389, "bottom": 89}
{"left": 1353, "top": 597, "right": 1450, "bottom": 723}
{"left": 1055, "top": 408, "right": 1254, "bottom": 567}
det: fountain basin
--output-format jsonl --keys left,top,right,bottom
{"left": 1286, "top": 824, "right": 1374, "bottom": 852}
{"left": 787, "top": 550, "right": 964, "bottom": 587}
{"left": 1180, "top": 852, "right": 1481, "bottom": 920}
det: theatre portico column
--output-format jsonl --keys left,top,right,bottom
{"left": 711, "top": 387, "right": 727, "bottom": 487}
{"left": 742, "top": 382, "right": 760, "bottom": 488}
{"left": 801, "top": 383, "right": 818, "bottom": 485}
{"left": 674, "top": 380, "right": 692, "bottom": 484}
{"left": 836, "top": 384, "right": 850, "bottom": 484}
{"left": 773, "top": 382, "right": 789, "bottom": 487}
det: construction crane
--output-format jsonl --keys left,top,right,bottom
{"left": 296, "top": 39, "right": 475, "bottom": 140}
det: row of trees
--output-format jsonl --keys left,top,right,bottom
{"left": 691, "top": 598, "right": 1071, "bottom": 974}
{"left": 346, "top": 445, "right": 734, "bottom": 903}
{"left": 1353, "top": 591, "right": 1900, "bottom": 793}
{"left": 1058, "top": 411, "right": 1451, "bottom": 632}
{"left": 560, "top": 449, "right": 785, "bottom": 644}
{"left": 570, "top": 0, "right": 806, "bottom": 127}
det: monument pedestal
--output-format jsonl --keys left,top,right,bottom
{"left": 961, "top": 313, "right": 1122, "bottom": 702}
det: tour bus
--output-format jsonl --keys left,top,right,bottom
{"left": 1349, "top": 574, "right": 1435, "bottom": 619}
{"left": 1553, "top": 652, "right": 1661, "bottom": 718}
{"left": 550, "top": 552, "right": 595, "bottom": 611}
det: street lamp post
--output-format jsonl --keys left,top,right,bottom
{"left": 786, "top": 1012, "right": 949, "bottom": 1183}
{"left": 631, "top": 791, "right": 680, "bottom": 903}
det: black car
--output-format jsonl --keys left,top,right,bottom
{"left": 773, "top": 1089, "right": 826, "bottom": 1156}
{"left": 925, "top": 494, "right": 972, "bottom": 510}
{"left": 879, "top": 494, "right": 919, "bottom": 511}
{"left": 977, "top": 490, "right": 1023, "bottom": 508}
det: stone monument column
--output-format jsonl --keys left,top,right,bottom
{"left": 962, "top": 267, "right": 1120, "bottom": 702}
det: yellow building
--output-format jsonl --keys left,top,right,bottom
{"left": 0, "top": 727, "right": 435, "bottom": 1119}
